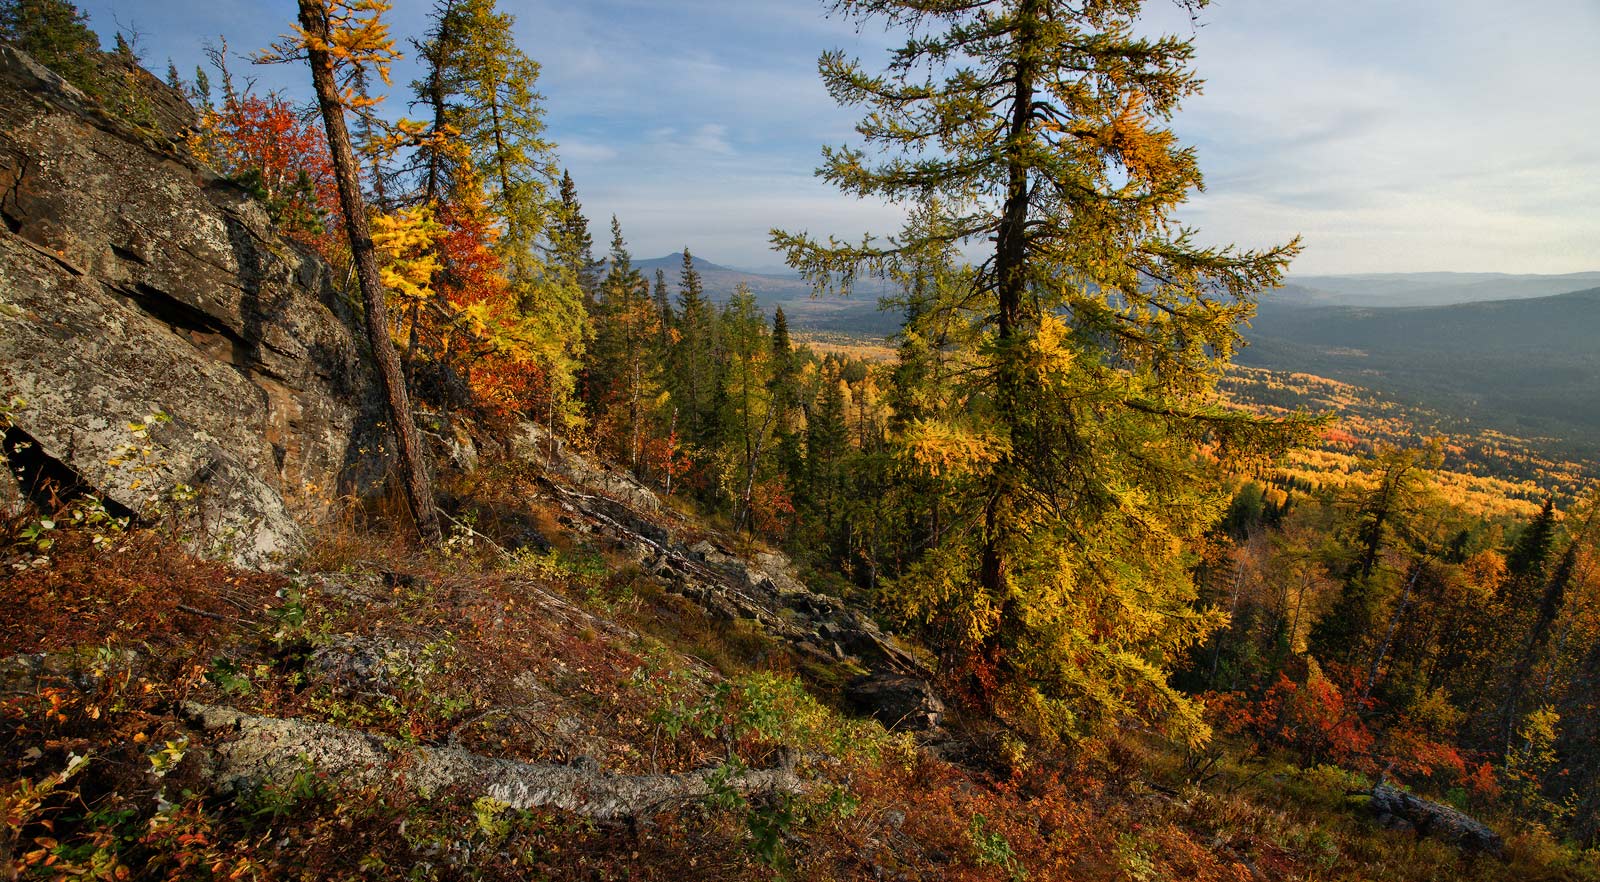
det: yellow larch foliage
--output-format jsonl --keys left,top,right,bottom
{"left": 372, "top": 205, "right": 442, "bottom": 307}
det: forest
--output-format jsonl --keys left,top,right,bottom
{"left": 2, "top": 0, "right": 1598, "bottom": 879}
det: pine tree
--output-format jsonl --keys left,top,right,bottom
{"left": 771, "top": 0, "right": 1307, "bottom": 742}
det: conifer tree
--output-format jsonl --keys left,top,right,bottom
{"left": 274, "top": 0, "right": 442, "bottom": 543}
{"left": 0, "top": 0, "right": 101, "bottom": 94}
{"left": 1311, "top": 444, "right": 1441, "bottom": 667}
{"left": 589, "top": 218, "right": 661, "bottom": 475}
{"left": 804, "top": 369, "right": 850, "bottom": 539}
{"left": 772, "top": 0, "right": 1306, "bottom": 742}
{"left": 668, "top": 248, "right": 721, "bottom": 449}
{"left": 721, "top": 285, "right": 778, "bottom": 531}
{"left": 1502, "top": 497, "right": 1558, "bottom": 603}
{"left": 768, "top": 307, "right": 800, "bottom": 432}
{"left": 553, "top": 169, "right": 602, "bottom": 305}
{"left": 652, "top": 268, "right": 674, "bottom": 336}
{"left": 412, "top": 0, "right": 584, "bottom": 420}
{"left": 1500, "top": 493, "right": 1599, "bottom": 753}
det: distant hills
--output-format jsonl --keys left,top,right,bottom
{"left": 1275, "top": 271, "right": 1600, "bottom": 308}
{"left": 635, "top": 258, "right": 1600, "bottom": 333}
{"left": 629, "top": 253, "right": 902, "bottom": 335}
{"left": 1240, "top": 286, "right": 1600, "bottom": 454}
{"left": 630, "top": 256, "right": 1600, "bottom": 455}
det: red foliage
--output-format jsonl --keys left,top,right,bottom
{"left": 748, "top": 479, "right": 795, "bottom": 540}
{"left": 1383, "top": 726, "right": 1468, "bottom": 781}
{"left": 198, "top": 92, "right": 344, "bottom": 262}
{"left": 1464, "top": 761, "right": 1502, "bottom": 799}
{"left": 1235, "top": 673, "right": 1376, "bottom": 769}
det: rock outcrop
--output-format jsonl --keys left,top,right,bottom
{"left": 0, "top": 45, "right": 382, "bottom": 566}
{"left": 1365, "top": 784, "right": 1504, "bottom": 856}
{"left": 515, "top": 421, "right": 945, "bottom": 733}
{"left": 184, "top": 703, "right": 803, "bottom": 821}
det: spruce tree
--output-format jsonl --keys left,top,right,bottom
{"left": 1311, "top": 444, "right": 1440, "bottom": 668}
{"left": 0, "top": 0, "right": 101, "bottom": 94}
{"left": 669, "top": 248, "right": 721, "bottom": 448}
{"left": 553, "top": 170, "right": 602, "bottom": 307}
{"left": 589, "top": 218, "right": 661, "bottom": 475}
{"left": 772, "top": 0, "right": 1307, "bottom": 742}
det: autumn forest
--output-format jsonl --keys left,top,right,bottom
{"left": 2, "top": 0, "right": 1598, "bottom": 879}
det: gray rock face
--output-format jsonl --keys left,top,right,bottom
{"left": 1366, "top": 784, "right": 1504, "bottom": 855}
{"left": 0, "top": 45, "right": 383, "bottom": 567}
{"left": 845, "top": 674, "right": 946, "bottom": 732}
{"left": 184, "top": 703, "right": 803, "bottom": 821}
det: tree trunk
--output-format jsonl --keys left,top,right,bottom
{"left": 298, "top": 0, "right": 442, "bottom": 544}
{"left": 976, "top": 0, "right": 1041, "bottom": 690}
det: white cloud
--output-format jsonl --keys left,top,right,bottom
{"left": 78, "top": 0, "right": 1600, "bottom": 273}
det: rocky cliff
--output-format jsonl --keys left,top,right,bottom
{"left": 0, "top": 45, "right": 382, "bottom": 566}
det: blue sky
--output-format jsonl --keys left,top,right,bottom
{"left": 76, "top": 0, "right": 1600, "bottom": 275}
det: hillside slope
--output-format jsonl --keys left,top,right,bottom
{"left": 7, "top": 422, "right": 1580, "bottom": 880}
{"left": 1280, "top": 272, "right": 1600, "bottom": 307}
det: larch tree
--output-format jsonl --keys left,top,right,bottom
{"left": 772, "top": 0, "right": 1306, "bottom": 743}
{"left": 269, "top": 0, "right": 442, "bottom": 542}
{"left": 411, "top": 0, "right": 584, "bottom": 425}
{"left": 420, "top": 0, "right": 558, "bottom": 290}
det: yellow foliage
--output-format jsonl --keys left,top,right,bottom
{"left": 898, "top": 418, "right": 1006, "bottom": 478}
{"left": 260, "top": 0, "right": 400, "bottom": 108}
{"left": 372, "top": 205, "right": 442, "bottom": 304}
{"left": 1029, "top": 312, "right": 1077, "bottom": 381}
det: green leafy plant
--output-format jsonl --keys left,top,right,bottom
{"left": 969, "top": 813, "right": 1026, "bottom": 882}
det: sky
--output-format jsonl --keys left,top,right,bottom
{"left": 75, "top": 0, "right": 1600, "bottom": 276}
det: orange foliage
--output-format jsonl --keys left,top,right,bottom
{"left": 748, "top": 479, "right": 795, "bottom": 541}
{"left": 1242, "top": 673, "right": 1376, "bottom": 769}
{"left": 196, "top": 91, "right": 345, "bottom": 263}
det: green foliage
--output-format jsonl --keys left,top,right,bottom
{"left": 0, "top": 0, "right": 100, "bottom": 93}
{"left": 0, "top": 0, "right": 157, "bottom": 127}
{"left": 968, "top": 812, "right": 1026, "bottom": 882}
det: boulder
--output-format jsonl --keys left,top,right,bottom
{"left": 1366, "top": 784, "right": 1504, "bottom": 855}
{"left": 845, "top": 673, "right": 946, "bottom": 732}
{"left": 0, "top": 45, "right": 384, "bottom": 567}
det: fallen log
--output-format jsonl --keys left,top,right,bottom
{"left": 183, "top": 703, "right": 803, "bottom": 820}
{"left": 1363, "top": 784, "right": 1504, "bottom": 856}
